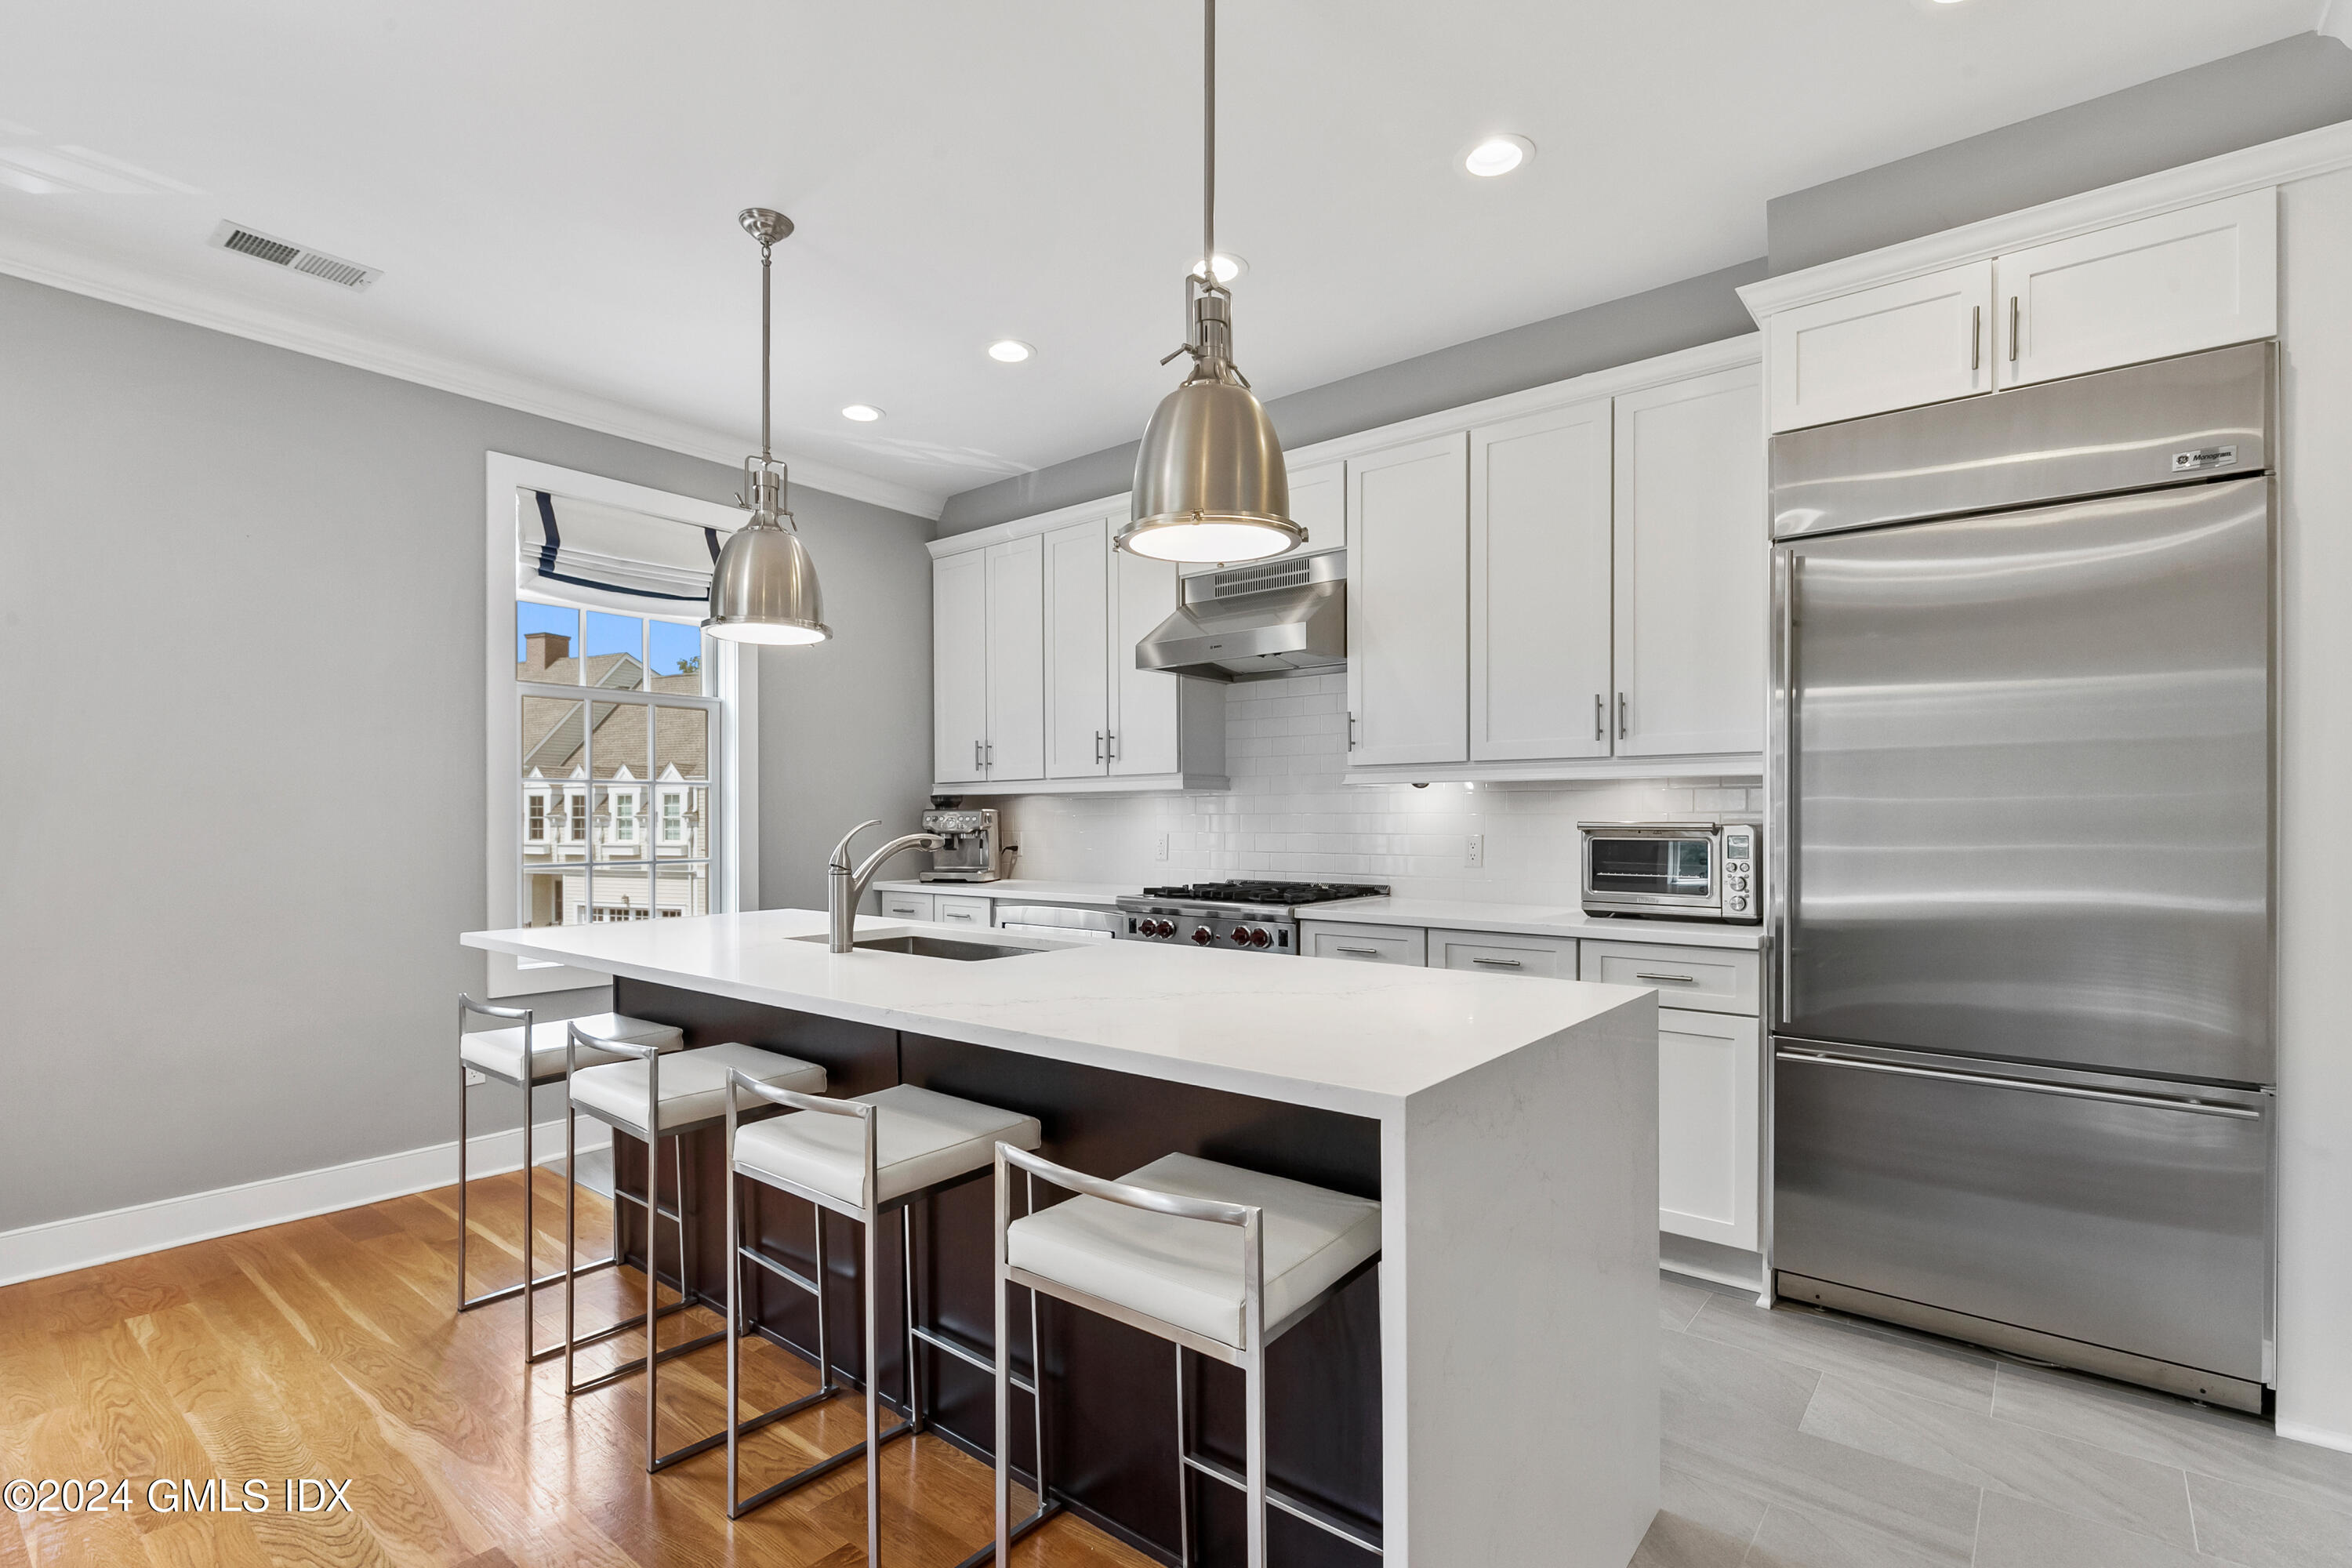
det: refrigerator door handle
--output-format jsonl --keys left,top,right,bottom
{"left": 1775, "top": 1047, "right": 2262, "bottom": 1120}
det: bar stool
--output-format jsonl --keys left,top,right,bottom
{"left": 720, "top": 1074, "right": 1047, "bottom": 1566}
{"left": 454, "top": 996, "right": 684, "bottom": 1363}
{"left": 993, "top": 1148, "right": 1383, "bottom": 1568}
{"left": 563, "top": 1022, "right": 828, "bottom": 1473}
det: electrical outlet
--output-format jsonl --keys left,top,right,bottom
{"left": 1465, "top": 833, "right": 1484, "bottom": 869}
{"left": 1155, "top": 833, "right": 1170, "bottom": 862}
{"left": 463, "top": 1067, "right": 487, "bottom": 1087}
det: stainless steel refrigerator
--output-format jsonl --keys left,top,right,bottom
{"left": 1768, "top": 341, "right": 2275, "bottom": 1412}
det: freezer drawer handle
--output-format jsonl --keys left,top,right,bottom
{"left": 1774, "top": 1049, "right": 2261, "bottom": 1120}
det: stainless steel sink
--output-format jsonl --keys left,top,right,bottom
{"left": 795, "top": 933, "right": 1044, "bottom": 961}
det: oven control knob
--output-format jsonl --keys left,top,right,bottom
{"left": 1192, "top": 925, "right": 1216, "bottom": 945}
{"left": 1145, "top": 920, "right": 1166, "bottom": 937}
{"left": 1730, "top": 895, "right": 1750, "bottom": 912}
{"left": 1248, "top": 927, "right": 1272, "bottom": 947}
{"left": 1230, "top": 927, "right": 1252, "bottom": 945}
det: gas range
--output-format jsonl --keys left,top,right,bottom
{"left": 1112, "top": 880, "right": 1389, "bottom": 953}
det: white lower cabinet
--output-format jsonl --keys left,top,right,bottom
{"left": 877, "top": 890, "right": 936, "bottom": 922}
{"left": 1428, "top": 927, "right": 1575, "bottom": 978}
{"left": 1579, "top": 938, "right": 1760, "bottom": 1016}
{"left": 1299, "top": 920, "right": 1428, "bottom": 966}
{"left": 933, "top": 895, "right": 990, "bottom": 927}
{"left": 1652, "top": 1007, "right": 1762, "bottom": 1251}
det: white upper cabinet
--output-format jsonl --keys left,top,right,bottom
{"left": 1766, "top": 260, "right": 1993, "bottom": 433}
{"left": 1469, "top": 399, "right": 1613, "bottom": 761}
{"left": 1995, "top": 188, "right": 2276, "bottom": 388}
{"left": 1348, "top": 432, "right": 1470, "bottom": 768}
{"left": 1287, "top": 458, "right": 1345, "bottom": 554}
{"left": 932, "top": 550, "right": 989, "bottom": 784}
{"left": 1043, "top": 517, "right": 1112, "bottom": 779}
{"left": 1613, "top": 363, "right": 1766, "bottom": 758}
{"left": 982, "top": 535, "right": 1046, "bottom": 782}
{"left": 1110, "top": 546, "right": 1185, "bottom": 775}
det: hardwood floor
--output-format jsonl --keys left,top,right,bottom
{"left": 0, "top": 1168, "right": 1155, "bottom": 1568}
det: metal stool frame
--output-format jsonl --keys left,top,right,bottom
{"left": 993, "top": 1143, "right": 1383, "bottom": 1568}
{"left": 721, "top": 1072, "right": 1061, "bottom": 1568}
{"left": 455, "top": 995, "right": 625, "bottom": 1366}
{"left": 561, "top": 1022, "right": 739, "bottom": 1473}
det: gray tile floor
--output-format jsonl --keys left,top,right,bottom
{"left": 1639, "top": 1274, "right": 2352, "bottom": 1568}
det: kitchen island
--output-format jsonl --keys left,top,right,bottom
{"left": 462, "top": 908, "right": 1659, "bottom": 1568}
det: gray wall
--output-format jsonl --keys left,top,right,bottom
{"left": 0, "top": 273, "right": 935, "bottom": 1230}
{"left": 935, "top": 259, "right": 1766, "bottom": 535}
{"left": 1769, "top": 32, "right": 2352, "bottom": 274}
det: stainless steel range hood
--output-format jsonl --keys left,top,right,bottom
{"left": 1135, "top": 550, "right": 1345, "bottom": 681}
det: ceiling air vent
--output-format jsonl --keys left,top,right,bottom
{"left": 209, "top": 220, "right": 381, "bottom": 290}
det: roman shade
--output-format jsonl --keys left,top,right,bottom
{"left": 515, "top": 488, "right": 735, "bottom": 613}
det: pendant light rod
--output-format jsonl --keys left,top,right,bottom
{"left": 760, "top": 230, "right": 772, "bottom": 462}
{"left": 1203, "top": 0, "right": 1215, "bottom": 278}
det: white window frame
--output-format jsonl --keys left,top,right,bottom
{"left": 483, "top": 452, "right": 760, "bottom": 996}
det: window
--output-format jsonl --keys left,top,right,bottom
{"left": 517, "top": 602, "right": 717, "bottom": 938}
{"left": 485, "top": 455, "right": 758, "bottom": 998}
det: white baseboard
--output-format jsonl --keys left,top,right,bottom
{"left": 2277, "top": 1418, "right": 2352, "bottom": 1455}
{"left": 0, "top": 1116, "right": 607, "bottom": 1287}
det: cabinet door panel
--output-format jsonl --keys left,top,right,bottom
{"left": 1347, "top": 433, "right": 1469, "bottom": 767}
{"left": 984, "top": 535, "right": 1046, "bottom": 782}
{"left": 1613, "top": 362, "right": 1766, "bottom": 758}
{"left": 1044, "top": 518, "right": 1111, "bottom": 779}
{"left": 1287, "top": 458, "right": 1345, "bottom": 554}
{"left": 1111, "top": 546, "right": 1183, "bottom": 775}
{"left": 932, "top": 550, "right": 989, "bottom": 783}
{"left": 1470, "top": 399, "right": 1613, "bottom": 761}
{"left": 1768, "top": 260, "right": 1993, "bottom": 432}
{"left": 1655, "top": 1007, "right": 1760, "bottom": 1250}
{"left": 1998, "top": 189, "right": 2276, "bottom": 388}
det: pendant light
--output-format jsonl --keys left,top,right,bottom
{"left": 704, "top": 208, "right": 831, "bottom": 645}
{"left": 1117, "top": 0, "right": 1301, "bottom": 566}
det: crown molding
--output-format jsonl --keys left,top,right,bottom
{"left": 1738, "top": 118, "right": 2352, "bottom": 320}
{"left": 0, "top": 233, "right": 947, "bottom": 520}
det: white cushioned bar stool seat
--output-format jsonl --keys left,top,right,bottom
{"left": 735, "top": 1084, "right": 1044, "bottom": 1210}
{"left": 720, "top": 1078, "right": 1049, "bottom": 1562}
{"left": 570, "top": 1042, "right": 825, "bottom": 1136}
{"left": 1006, "top": 1153, "right": 1381, "bottom": 1350}
{"left": 461, "top": 1011, "right": 682, "bottom": 1086}
{"left": 992, "top": 1146, "right": 1384, "bottom": 1568}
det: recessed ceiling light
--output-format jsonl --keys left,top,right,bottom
{"left": 840, "top": 404, "right": 884, "bottom": 422}
{"left": 1463, "top": 134, "right": 1534, "bottom": 178}
{"left": 1190, "top": 252, "right": 1247, "bottom": 283}
{"left": 988, "top": 339, "right": 1035, "bottom": 364}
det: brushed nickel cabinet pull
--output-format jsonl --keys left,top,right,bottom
{"left": 1472, "top": 956, "right": 1524, "bottom": 968}
{"left": 1972, "top": 304, "right": 1981, "bottom": 371}
{"left": 1334, "top": 945, "right": 1380, "bottom": 956}
{"left": 1617, "top": 693, "right": 1628, "bottom": 740}
{"left": 1634, "top": 971, "right": 1697, "bottom": 984}
{"left": 2009, "top": 296, "right": 2020, "bottom": 363}
{"left": 1594, "top": 693, "right": 1605, "bottom": 740}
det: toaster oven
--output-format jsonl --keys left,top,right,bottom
{"left": 1578, "top": 820, "right": 1761, "bottom": 924}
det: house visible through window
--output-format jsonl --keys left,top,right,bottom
{"left": 517, "top": 601, "right": 716, "bottom": 933}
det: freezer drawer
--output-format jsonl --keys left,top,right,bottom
{"left": 1773, "top": 1040, "right": 2270, "bottom": 1391}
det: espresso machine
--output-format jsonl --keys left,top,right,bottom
{"left": 916, "top": 806, "right": 1007, "bottom": 883}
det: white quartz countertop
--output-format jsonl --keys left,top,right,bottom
{"left": 871, "top": 878, "right": 1131, "bottom": 906}
{"left": 873, "top": 880, "right": 1765, "bottom": 949}
{"left": 462, "top": 908, "right": 1648, "bottom": 1119}
{"left": 1299, "top": 897, "right": 1769, "bottom": 951}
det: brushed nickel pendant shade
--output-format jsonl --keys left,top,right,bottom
{"left": 705, "top": 207, "right": 831, "bottom": 646}
{"left": 1117, "top": 0, "right": 1301, "bottom": 566}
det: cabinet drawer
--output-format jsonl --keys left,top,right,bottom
{"left": 878, "top": 891, "right": 936, "bottom": 922}
{"left": 1429, "top": 927, "right": 1573, "bottom": 978}
{"left": 934, "top": 895, "right": 992, "bottom": 927}
{"left": 1301, "top": 920, "right": 1428, "bottom": 966}
{"left": 1580, "top": 940, "right": 1759, "bottom": 1015}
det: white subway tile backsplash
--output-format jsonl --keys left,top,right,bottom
{"left": 993, "top": 673, "right": 1760, "bottom": 902}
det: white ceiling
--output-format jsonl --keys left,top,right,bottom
{"left": 0, "top": 1, "right": 2324, "bottom": 516}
